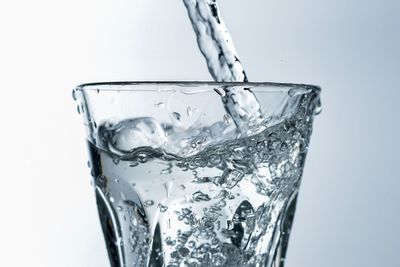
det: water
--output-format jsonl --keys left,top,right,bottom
{"left": 183, "top": 0, "right": 247, "bottom": 82}
{"left": 183, "top": 0, "right": 263, "bottom": 128}
{"left": 87, "top": 90, "right": 317, "bottom": 266}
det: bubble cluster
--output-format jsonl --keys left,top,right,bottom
{"left": 87, "top": 92, "right": 318, "bottom": 266}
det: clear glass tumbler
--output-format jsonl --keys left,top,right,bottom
{"left": 73, "top": 81, "right": 321, "bottom": 267}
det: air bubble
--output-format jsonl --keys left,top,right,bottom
{"left": 144, "top": 200, "right": 154, "bottom": 207}
{"left": 158, "top": 204, "right": 168, "bottom": 212}
{"left": 165, "top": 237, "right": 176, "bottom": 246}
{"left": 188, "top": 241, "right": 196, "bottom": 248}
{"left": 137, "top": 153, "right": 148, "bottom": 163}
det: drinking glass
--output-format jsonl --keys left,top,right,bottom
{"left": 73, "top": 81, "right": 321, "bottom": 267}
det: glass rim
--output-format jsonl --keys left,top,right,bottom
{"left": 75, "top": 81, "right": 321, "bottom": 93}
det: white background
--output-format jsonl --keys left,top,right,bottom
{"left": 1, "top": 0, "right": 399, "bottom": 266}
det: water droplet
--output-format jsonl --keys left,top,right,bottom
{"left": 137, "top": 153, "right": 148, "bottom": 163}
{"left": 72, "top": 89, "right": 77, "bottom": 100}
{"left": 172, "top": 112, "right": 182, "bottom": 122}
{"left": 117, "top": 205, "right": 123, "bottom": 212}
{"left": 187, "top": 106, "right": 192, "bottom": 117}
{"left": 114, "top": 179, "right": 119, "bottom": 184}
{"left": 129, "top": 162, "right": 139, "bottom": 167}
{"left": 179, "top": 184, "right": 186, "bottom": 190}
{"left": 288, "top": 87, "right": 310, "bottom": 97}
{"left": 314, "top": 102, "right": 322, "bottom": 115}
{"left": 97, "top": 175, "right": 106, "bottom": 183}
{"left": 109, "top": 196, "right": 115, "bottom": 203}
{"left": 144, "top": 200, "right": 154, "bottom": 207}
{"left": 182, "top": 208, "right": 192, "bottom": 215}
{"left": 188, "top": 241, "right": 196, "bottom": 248}
{"left": 221, "top": 169, "right": 244, "bottom": 189}
{"left": 193, "top": 157, "right": 206, "bottom": 167}
{"left": 178, "top": 247, "right": 190, "bottom": 257}
{"left": 184, "top": 194, "right": 191, "bottom": 202}
{"left": 209, "top": 154, "right": 221, "bottom": 165}
{"left": 218, "top": 200, "right": 227, "bottom": 207}
{"left": 223, "top": 114, "right": 232, "bottom": 124}
{"left": 208, "top": 183, "right": 217, "bottom": 191}
{"left": 192, "top": 191, "right": 211, "bottom": 202}
{"left": 154, "top": 102, "right": 165, "bottom": 108}
{"left": 113, "top": 158, "right": 120, "bottom": 165}
{"left": 165, "top": 237, "right": 176, "bottom": 246}
{"left": 214, "top": 87, "right": 226, "bottom": 96}
{"left": 158, "top": 203, "right": 168, "bottom": 212}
